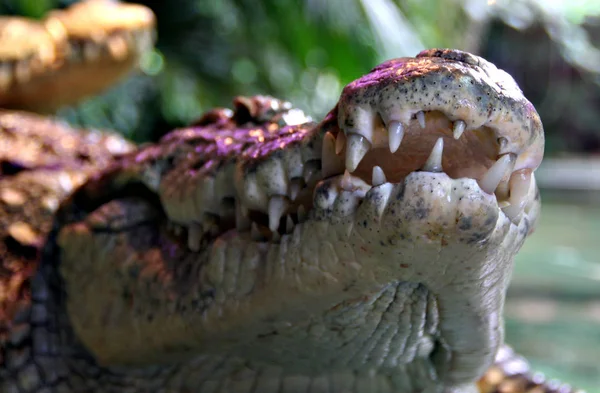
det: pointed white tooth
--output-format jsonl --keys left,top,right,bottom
{"left": 335, "top": 131, "right": 346, "bottom": 155}
{"left": 251, "top": 222, "right": 262, "bottom": 240}
{"left": 502, "top": 169, "right": 532, "bottom": 222}
{"left": 388, "top": 121, "right": 404, "bottom": 153}
{"left": 235, "top": 203, "right": 251, "bottom": 231}
{"left": 422, "top": 138, "right": 444, "bottom": 172}
{"left": 286, "top": 215, "right": 294, "bottom": 233}
{"left": 322, "top": 131, "right": 345, "bottom": 178}
{"left": 478, "top": 154, "right": 516, "bottom": 194}
{"left": 341, "top": 170, "right": 353, "bottom": 191}
{"left": 187, "top": 223, "right": 202, "bottom": 252}
{"left": 416, "top": 111, "right": 426, "bottom": 129}
{"left": 372, "top": 166, "right": 387, "bottom": 186}
{"left": 453, "top": 120, "right": 466, "bottom": 139}
{"left": 297, "top": 205, "right": 306, "bottom": 223}
{"left": 345, "top": 134, "right": 371, "bottom": 172}
{"left": 289, "top": 178, "right": 302, "bottom": 201}
{"left": 268, "top": 196, "right": 288, "bottom": 232}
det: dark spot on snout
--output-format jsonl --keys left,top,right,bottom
{"left": 458, "top": 217, "right": 472, "bottom": 231}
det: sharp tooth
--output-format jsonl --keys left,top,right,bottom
{"left": 453, "top": 120, "right": 466, "bottom": 139}
{"left": 322, "top": 132, "right": 345, "bottom": 178}
{"left": 372, "top": 166, "right": 387, "bottom": 186}
{"left": 236, "top": 203, "right": 251, "bottom": 231}
{"left": 388, "top": 121, "right": 404, "bottom": 153}
{"left": 478, "top": 154, "right": 516, "bottom": 194}
{"left": 297, "top": 204, "right": 307, "bottom": 222}
{"left": 345, "top": 133, "right": 371, "bottom": 172}
{"left": 341, "top": 170, "right": 353, "bottom": 191}
{"left": 422, "top": 138, "right": 444, "bottom": 172}
{"left": 502, "top": 169, "right": 532, "bottom": 222}
{"left": 286, "top": 215, "right": 294, "bottom": 233}
{"left": 268, "top": 196, "right": 288, "bottom": 232}
{"left": 251, "top": 222, "right": 262, "bottom": 240}
{"left": 416, "top": 111, "right": 426, "bottom": 129}
{"left": 498, "top": 137, "right": 508, "bottom": 150}
{"left": 187, "top": 223, "right": 202, "bottom": 252}
{"left": 289, "top": 178, "right": 303, "bottom": 200}
{"left": 335, "top": 131, "right": 346, "bottom": 155}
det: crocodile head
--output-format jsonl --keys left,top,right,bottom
{"left": 0, "top": 0, "right": 155, "bottom": 112}
{"left": 45, "top": 49, "right": 543, "bottom": 392}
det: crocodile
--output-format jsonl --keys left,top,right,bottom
{"left": 0, "top": 2, "right": 582, "bottom": 393}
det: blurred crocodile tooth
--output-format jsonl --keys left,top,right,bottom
{"left": 388, "top": 121, "right": 404, "bottom": 153}
{"left": 297, "top": 204, "right": 307, "bottom": 223}
{"left": 289, "top": 178, "right": 303, "bottom": 201}
{"left": 498, "top": 137, "right": 508, "bottom": 150}
{"left": 322, "top": 131, "right": 345, "bottom": 178}
{"left": 335, "top": 131, "right": 346, "bottom": 155}
{"left": 14, "top": 61, "right": 30, "bottom": 84}
{"left": 268, "top": 196, "right": 288, "bottom": 232}
{"left": 453, "top": 120, "right": 466, "bottom": 139}
{"left": 416, "top": 111, "right": 426, "bottom": 129}
{"left": 345, "top": 133, "right": 371, "bottom": 172}
{"left": 422, "top": 138, "right": 444, "bottom": 172}
{"left": 187, "top": 223, "right": 202, "bottom": 252}
{"left": 341, "top": 170, "right": 353, "bottom": 191}
{"left": 0, "top": 64, "right": 11, "bottom": 91}
{"left": 83, "top": 42, "right": 101, "bottom": 62}
{"left": 235, "top": 203, "right": 251, "bottom": 231}
{"left": 251, "top": 222, "right": 262, "bottom": 240}
{"left": 502, "top": 169, "right": 532, "bottom": 221}
{"left": 286, "top": 215, "right": 294, "bottom": 233}
{"left": 107, "top": 35, "right": 128, "bottom": 60}
{"left": 372, "top": 166, "right": 387, "bottom": 186}
{"left": 479, "top": 154, "right": 516, "bottom": 194}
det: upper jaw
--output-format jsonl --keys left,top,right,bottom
{"left": 337, "top": 49, "right": 544, "bottom": 173}
{"left": 326, "top": 48, "right": 544, "bottom": 223}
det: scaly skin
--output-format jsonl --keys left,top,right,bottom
{"left": 0, "top": 48, "right": 583, "bottom": 392}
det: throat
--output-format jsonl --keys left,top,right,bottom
{"left": 224, "top": 281, "right": 441, "bottom": 374}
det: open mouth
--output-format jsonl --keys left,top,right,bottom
{"left": 162, "top": 108, "right": 537, "bottom": 252}
{"left": 329, "top": 110, "right": 535, "bottom": 222}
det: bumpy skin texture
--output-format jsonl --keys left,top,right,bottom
{"left": 0, "top": 49, "right": 580, "bottom": 393}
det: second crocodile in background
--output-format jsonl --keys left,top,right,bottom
{"left": 0, "top": 14, "right": 578, "bottom": 391}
